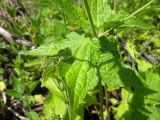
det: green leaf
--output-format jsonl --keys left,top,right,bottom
{"left": 115, "top": 88, "right": 133, "bottom": 120}
{"left": 121, "top": 17, "right": 154, "bottom": 29}
{"left": 29, "top": 33, "right": 99, "bottom": 119}
{"left": 58, "top": 38, "right": 99, "bottom": 119}
{"left": 6, "top": 89, "right": 22, "bottom": 98}
{"left": 52, "top": 19, "right": 66, "bottom": 37}
{"left": 136, "top": 59, "right": 153, "bottom": 72}
{"left": 41, "top": 59, "right": 67, "bottom": 119}
{"left": 116, "top": 68, "right": 160, "bottom": 120}
{"left": 24, "top": 59, "right": 42, "bottom": 67}
{"left": 42, "top": 77, "right": 64, "bottom": 101}
{"left": 103, "top": 11, "right": 127, "bottom": 29}
{"left": 57, "top": 35, "right": 139, "bottom": 119}
{"left": 103, "top": 11, "right": 153, "bottom": 29}
{"left": 26, "top": 81, "right": 40, "bottom": 94}
{"left": 43, "top": 93, "right": 67, "bottom": 120}
{"left": 27, "top": 32, "right": 141, "bottom": 119}
{"left": 25, "top": 112, "right": 42, "bottom": 120}
{"left": 22, "top": 95, "right": 35, "bottom": 107}
{"left": 12, "top": 78, "right": 25, "bottom": 94}
{"left": 6, "top": 78, "right": 25, "bottom": 98}
{"left": 63, "top": 57, "right": 98, "bottom": 119}
{"left": 96, "top": 37, "right": 140, "bottom": 90}
{"left": 144, "top": 68, "right": 160, "bottom": 119}
{"left": 41, "top": 58, "right": 66, "bottom": 101}
{"left": 26, "top": 32, "right": 85, "bottom": 56}
{"left": 154, "top": 37, "right": 160, "bottom": 48}
{"left": 90, "top": 0, "right": 112, "bottom": 28}
{"left": 84, "top": 94, "right": 97, "bottom": 105}
{"left": 56, "top": 0, "right": 88, "bottom": 28}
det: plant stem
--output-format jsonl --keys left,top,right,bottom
{"left": 98, "top": 28, "right": 111, "bottom": 38}
{"left": 84, "top": 0, "right": 97, "bottom": 37}
{"left": 63, "top": 13, "right": 68, "bottom": 32}
{"left": 105, "top": 87, "right": 110, "bottom": 120}
{"left": 84, "top": 1, "right": 104, "bottom": 119}
{"left": 125, "top": 0, "right": 154, "bottom": 20}
{"left": 99, "top": 0, "right": 154, "bottom": 37}
{"left": 113, "top": 0, "right": 117, "bottom": 11}
{"left": 98, "top": 81, "right": 104, "bottom": 120}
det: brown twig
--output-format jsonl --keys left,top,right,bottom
{"left": 0, "top": 26, "right": 33, "bottom": 47}
{"left": 1, "top": 92, "right": 27, "bottom": 120}
{"left": 31, "top": 105, "right": 43, "bottom": 112}
{"left": 7, "top": 107, "right": 28, "bottom": 120}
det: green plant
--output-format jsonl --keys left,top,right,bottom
{"left": 0, "top": 0, "right": 158, "bottom": 119}
{"left": 24, "top": 0, "right": 160, "bottom": 120}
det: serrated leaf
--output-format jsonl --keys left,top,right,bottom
{"left": 26, "top": 32, "right": 85, "bottom": 56}
{"left": 58, "top": 35, "right": 140, "bottom": 119}
{"left": 121, "top": 17, "right": 154, "bottom": 29}
{"left": 58, "top": 39, "right": 99, "bottom": 119}
{"left": 90, "top": 0, "right": 112, "bottom": 28}
{"left": 103, "top": 11, "right": 153, "bottom": 29}
{"left": 116, "top": 68, "right": 160, "bottom": 120}
{"left": 27, "top": 33, "right": 141, "bottom": 119}
{"left": 103, "top": 11, "right": 127, "bottom": 29}
{"left": 96, "top": 37, "right": 140, "bottom": 90}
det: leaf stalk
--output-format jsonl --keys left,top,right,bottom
{"left": 125, "top": 0, "right": 154, "bottom": 20}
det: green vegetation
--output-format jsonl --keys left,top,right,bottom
{"left": 0, "top": 0, "right": 160, "bottom": 120}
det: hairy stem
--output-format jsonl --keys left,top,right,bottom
{"left": 84, "top": 0, "right": 97, "bottom": 37}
